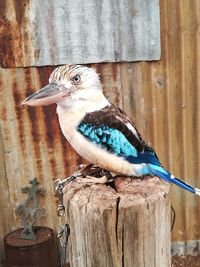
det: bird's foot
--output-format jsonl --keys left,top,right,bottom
{"left": 77, "top": 175, "right": 113, "bottom": 184}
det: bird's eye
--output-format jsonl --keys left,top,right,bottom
{"left": 71, "top": 75, "right": 81, "bottom": 83}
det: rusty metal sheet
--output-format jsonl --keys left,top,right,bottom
{"left": 0, "top": 0, "right": 160, "bottom": 67}
{"left": 0, "top": 63, "right": 123, "bottom": 265}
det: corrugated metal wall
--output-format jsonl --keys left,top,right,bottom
{"left": 0, "top": 0, "right": 200, "bottom": 264}
{"left": 0, "top": 0, "right": 160, "bottom": 66}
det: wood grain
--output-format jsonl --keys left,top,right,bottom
{"left": 63, "top": 176, "right": 171, "bottom": 267}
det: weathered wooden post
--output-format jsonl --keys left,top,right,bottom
{"left": 63, "top": 176, "right": 171, "bottom": 267}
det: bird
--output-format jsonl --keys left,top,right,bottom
{"left": 22, "top": 64, "right": 200, "bottom": 195}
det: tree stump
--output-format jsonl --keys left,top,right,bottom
{"left": 63, "top": 176, "right": 171, "bottom": 267}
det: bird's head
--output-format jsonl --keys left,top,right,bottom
{"left": 22, "top": 65, "right": 102, "bottom": 107}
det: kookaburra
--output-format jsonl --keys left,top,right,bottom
{"left": 22, "top": 64, "right": 200, "bottom": 195}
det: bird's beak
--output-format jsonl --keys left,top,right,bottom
{"left": 21, "top": 83, "right": 69, "bottom": 106}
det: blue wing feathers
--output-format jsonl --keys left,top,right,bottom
{"left": 78, "top": 123, "right": 154, "bottom": 161}
{"left": 79, "top": 123, "right": 136, "bottom": 156}
{"left": 78, "top": 122, "right": 197, "bottom": 194}
{"left": 126, "top": 151, "right": 160, "bottom": 165}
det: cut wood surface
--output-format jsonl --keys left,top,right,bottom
{"left": 63, "top": 176, "right": 171, "bottom": 267}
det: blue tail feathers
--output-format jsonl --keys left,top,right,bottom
{"left": 150, "top": 164, "right": 197, "bottom": 194}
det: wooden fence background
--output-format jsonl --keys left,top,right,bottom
{"left": 0, "top": 0, "right": 200, "bottom": 264}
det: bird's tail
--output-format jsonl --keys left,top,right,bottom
{"left": 150, "top": 165, "right": 200, "bottom": 195}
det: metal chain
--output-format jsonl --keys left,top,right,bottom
{"left": 57, "top": 222, "right": 70, "bottom": 267}
{"left": 54, "top": 165, "right": 112, "bottom": 267}
{"left": 54, "top": 171, "right": 83, "bottom": 267}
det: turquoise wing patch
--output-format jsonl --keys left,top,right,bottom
{"left": 78, "top": 123, "right": 138, "bottom": 158}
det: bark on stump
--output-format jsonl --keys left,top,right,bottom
{"left": 63, "top": 176, "right": 171, "bottom": 267}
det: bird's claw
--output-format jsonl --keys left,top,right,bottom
{"left": 77, "top": 175, "right": 113, "bottom": 184}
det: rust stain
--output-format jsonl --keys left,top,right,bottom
{"left": 0, "top": 7, "right": 21, "bottom": 66}
{"left": 0, "top": 0, "right": 32, "bottom": 67}
{"left": 60, "top": 132, "right": 71, "bottom": 174}
{"left": 113, "top": 86, "right": 120, "bottom": 105}
{"left": 50, "top": 158, "right": 56, "bottom": 177}
{"left": 0, "top": 106, "right": 7, "bottom": 121}
{"left": 42, "top": 105, "right": 58, "bottom": 148}
{"left": 96, "top": 64, "right": 104, "bottom": 84}
{"left": 0, "top": 1, "right": 6, "bottom": 14}
{"left": 37, "top": 66, "right": 55, "bottom": 87}
{"left": 27, "top": 107, "right": 39, "bottom": 143}
{"left": 13, "top": 0, "right": 29, "bottom": 26}
{"left": 0, "top": 16, "right": 15, "bottom": 67}
{"left": 24, "top": 68, "right": 35, "bottom": 96}
{"left": 93, "top": 63, "right": 101, "bottom": 76}
{"left": 13, "top": 82, "right": 25, "bottom": 145}
{"left": 111, "top": 64, "right": 117, "bottom": 81}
